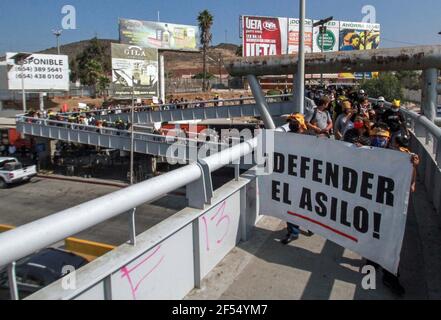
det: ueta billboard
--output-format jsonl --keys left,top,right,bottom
{"left": 241, "top": 15, "right": 380, "bottom": 57}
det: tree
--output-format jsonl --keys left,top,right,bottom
{"left": 236, "top": 45, "right": 243, "bottom": 57}
{"left": 395, "top": 70, "right": 421, "bottom": 91}
{"left": 360, "top": 72, "right": 403, "bottom": 102}
{"left": 75, "top": 37, "right": 111, "bottom": 96}
{"left": 69, "top": 58, "right": 79, "bottom": 83}
{"left": 97, "top": 75, "right": 111, "bottom": 97}
{"left": 198, "top": 10, "right": 214, "bottom": 92}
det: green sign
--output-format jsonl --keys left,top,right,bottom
{"left": 316, "top": 30, "right": 336, "bottom": 51}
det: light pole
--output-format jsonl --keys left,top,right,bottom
{"left": 296, "top": 0, "right": 306, "bottom": 115}
{"left": 362, "top": 27, "right": 376, "bottom": 80}
{"left": 218, "top": 53, "right": 222, "bottom": 86}
{"left": 10, "top": 53, "right": 32, "bottom": 113}
{"left": 130, "top": 76, "right": 135, "bottom": 186}
{"left": 52, "top": 30, "right": 62, "bottom": 55}
{"left": 313, "top": 16, "right": 333, "bottom": 87}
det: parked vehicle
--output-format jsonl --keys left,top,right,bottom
{"left": 0, "top": 157, "right": 37, "bottom": 188}
{"left": 0, "top": 248, "right": 88, "bottom": 300}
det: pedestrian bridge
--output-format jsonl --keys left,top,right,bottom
{"left": 1, "top": 105, "right": 439, "bottom": 300}
{"left": 1, "top": 45, "right": 441, "bottom": 300}
{"left": 15, "top": 117, "right": 229, "bottom": 161}
{"left": 61, "top": 96, "right": 292, "bottom": 124}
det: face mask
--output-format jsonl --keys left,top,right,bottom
{"left": 392, "top": 108, "right": 399, "bottom": 112}
{"left": 371, "top": 137, "right": 389, "bottom": 148}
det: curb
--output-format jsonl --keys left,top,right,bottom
{"left": 36, "top": 174, "right": 129, "bottom": 188}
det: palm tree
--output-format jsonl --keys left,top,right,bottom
{"left": 197, "top": 10, "right": 214, "bottom": 92}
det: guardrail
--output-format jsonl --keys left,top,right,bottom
{"left": 0, "top": 126, "right": 259, "bottom": 299}
{"left": 54, "top": 94, "right": 291, "bottom": 117}
{"left": 26, "top": 170, "right": 260, "bottom": 300}
{"left": 16, "top": 116, "right": 233, "bottom": 161}
{"left": 402, "top": 109, "right": 441, "bottom": 215}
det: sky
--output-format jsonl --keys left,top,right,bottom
{"left": 0, "top": 0, "right": 440, "bottom": 53}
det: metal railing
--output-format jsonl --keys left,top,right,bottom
{"left": 0, "top": 133, "right": 258, "bottom": 264}
{"left": 54, "top": 94, "right": 291, "bottom": 117}
{"left": 16, "top": 116, "right": 228, "bottom": 148}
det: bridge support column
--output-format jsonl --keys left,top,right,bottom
{"left": 421, "top": 68, "right": 438, "bottom": 122}
{"left": 247, "top": 75, "right": 276, "bottom": 129}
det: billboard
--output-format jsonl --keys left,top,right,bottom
{"left": 339, "top": 21, "right": 381, "bottom": 79}
{"left": 242, "top": 15, "right": 288, "bottom": 57}
{"left": 119, "top": 19, "right": 198, "bottom": 51}
{"left": 5, "top": 53, "right": 69, "bottom": 91}
{"left": 288, "top": 18, "right": 313, "bottom": 54}
{"left": 241, "top": 15, "right": 381, "bottom": 78}
{"left": 111, "top": 43, "right": 158, "bottom": 97}
{"left": 312, "top": 20, "right": 340, "bottom": 53}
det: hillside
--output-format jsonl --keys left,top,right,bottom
{"left": 39, "top": 39, "right": 239, "bottom": 78}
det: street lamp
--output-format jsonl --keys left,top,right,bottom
{"left": 313, "top": 16, "right": 333, "bottom": 86}
{"left": 296, "top": 0, "right": 306, "bottom": 115}
{"left": 9, "top": 53, "right": 32, "bottom": 113}
{"left": 52, "top": 29, "right": 62, "bottom": 55}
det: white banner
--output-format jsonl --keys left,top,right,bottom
{"left": 258, "top": 131, "right": 413, "bottom": 274}
{"left": 6, "top": 53, "right": 69, "bottom": 91}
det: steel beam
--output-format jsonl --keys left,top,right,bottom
{"left": 225, "top": 45, "right": 441, "bottom": 76}
{"left": 247, "top": 75, "right": 276, "bottom": 129}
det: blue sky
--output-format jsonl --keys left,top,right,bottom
{"left": 0, "top": 0, "right": 440, "bottom": 53}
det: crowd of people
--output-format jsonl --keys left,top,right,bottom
{"left": 24, "top": 109, "right": 132, "bottom": 131}
{"left": 282, "top": 86, "right": 420, "bottom": 297}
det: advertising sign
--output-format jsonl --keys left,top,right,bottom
{"left": 258, "top": 131, "right": 412, "bottom": 274}
{"left": 6, "top": 53, "right": 69, "bottom": 91}
{"left": 242, "top": 15, "right": 288, "bottom": 57}
{"left": 339, "top": 21, "right": 381, "bottom": 79}
{"left": 312, "top": 20, "right": 340, "bottom": 53}
{"left": 111, "top": 43, "right": 158, "bottom": 97}
{"left": 119, "top": 19, "right": 198, "bottom": 51}
{"left": 288, "top": 18, "right": 313, "bottom": 54}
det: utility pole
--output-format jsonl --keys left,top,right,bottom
{"left": 10, "top": 53, "right": 32, "bottom": 113}
{"left": 218, "top": 53, "right": 222, "bottom": 85}
{"left": 313, "top": 17, "right": 333, "bottom": 87}
{"left": 296, "top": 0, "right": 306, "bottom": 115}
{"left": 362, "top": 27, "right": 375, "bottom": 81}
{"left": 52, "top": 30, "right": 62, "bottom": 55}
{"left": 130, "top": 76, "right": 135, "bottom": 185}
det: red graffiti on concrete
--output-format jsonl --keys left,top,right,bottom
{"left": 201, "top": 201, "right": 231, "bottom": 252}
{"left": 120, "top": 245, "right": 165, "bottom": 300}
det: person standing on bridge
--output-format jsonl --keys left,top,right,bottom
{"left": 382, "top": 99, "right": 407, "bottom": 140}
{"left": 334, "top": 100, "right": 355, "bottom": 140}
{"left": 365, "top": 126, "right": 420, "bottom": 296}
{"left": 306, "top": 96, "right": 333, "bottom": 138}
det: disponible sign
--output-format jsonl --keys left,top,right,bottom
{"left": 258, "top": 131, "right": 412, "bottom": 274}
{"left": 119, "top": 18, "right": 198, "bottom": 51}
{"left": 6, "top": 53, "right": 69, "bottom": 91}
{"left": 111, "top": 43, "right": 158, "bottom": 97}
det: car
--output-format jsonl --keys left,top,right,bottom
{"left": 0, "top": 248, "right": 88, "bottom": 300}
{"left": 0, "top": 157, "right": 37, "bottom": 188}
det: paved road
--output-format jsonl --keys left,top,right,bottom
{"left": 187, "top": 178, "right": 441, "bottom": 300}
{"left": 0, "top": 177, "right": 187, "bottom": 246}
